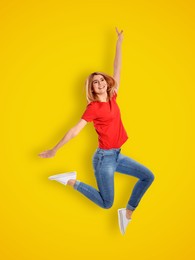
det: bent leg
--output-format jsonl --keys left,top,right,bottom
{"left": 73, "top": 179, "right": 113, "bottom": 209}
{"left": 116, "top": 153, "right": 155, "bottom": 211}
{"left": 73, "top": 153, "right": 116, "bottom": 209}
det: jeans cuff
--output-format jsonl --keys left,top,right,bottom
{"left": 73, "top": 180, "right": 80, "bottom": 190}
{"left": 126, "top": 204, "right": 136, "bottom": 211}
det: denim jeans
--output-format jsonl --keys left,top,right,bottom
{"left": 74, "top": 148, "right": 155, "bottom": 211}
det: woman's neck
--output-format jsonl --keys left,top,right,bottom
{"left": 97, "top": 93, "right": 108, "bottom": 102}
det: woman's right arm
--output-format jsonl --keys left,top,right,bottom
{"left": 38, "top": 119, "right": 87, "bottom": 158}
{"left": 113, "top": 27, "right": 124, "bottom": 93}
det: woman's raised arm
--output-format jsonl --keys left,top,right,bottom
{"left": 113, "top": 27, "right": 124, "bottom": 93}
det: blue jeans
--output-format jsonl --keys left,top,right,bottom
{"left": 74, "top": 148, "right": 155, "bottom": 211}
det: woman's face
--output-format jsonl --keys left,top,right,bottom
{"left": 92, "top": 74, "right": 108, "bottom": 94}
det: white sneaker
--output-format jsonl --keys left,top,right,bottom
{"left": 48, "top": 171, "right": 77, "bottom": 185}
{"left": 118, "top": 208, "right": 132, "bottom": 235}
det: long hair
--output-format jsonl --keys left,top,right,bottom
{"left": 85, "top": 72, "right": 117, "bottom": 103}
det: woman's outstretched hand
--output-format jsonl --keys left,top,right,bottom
{"left": 115, "top": 27, "right": 124, "bottom": 41}
{"left": 38, "top": 149, "right": 56, "bottom": 158}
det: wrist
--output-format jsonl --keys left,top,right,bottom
{"left": 117, "top": 40, "right": 123, "bottom": 46}
{"left": 52, "top": 147, "right": 58, "bottom": 153}
{"left": 117, "top": 37, "right": 123, "bottom": 43}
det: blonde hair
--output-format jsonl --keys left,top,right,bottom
{"left": 85, "top": 71, "right": 117, "bottom": 103}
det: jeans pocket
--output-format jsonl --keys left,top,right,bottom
{"left": 93, "top": 154, "right": 104, "bottom": 171}
{"left": 92, "top": 157, "right": 98, "bottom": 171}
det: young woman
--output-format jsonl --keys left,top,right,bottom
{"left": 38, "top": 28, "right": 155, "bottom": 235}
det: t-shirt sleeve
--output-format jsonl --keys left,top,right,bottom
{"left": 81, "top": 103, "right": 97, "bottom": 122}
{"left": 113, "top": 90, "right": 118, "bottom": 99}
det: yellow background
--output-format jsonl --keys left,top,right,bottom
{"left": 1, "top": 0, "right": 195, "bottom": 259}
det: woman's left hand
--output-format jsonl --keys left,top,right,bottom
{"left": 115, "top": 27, "right": 124, "bottom": 41}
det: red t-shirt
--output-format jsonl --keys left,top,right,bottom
{"left": 81, "top": 91, "right": 128, "bottom": 149}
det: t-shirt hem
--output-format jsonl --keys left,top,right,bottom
{"left": 98, "top": 136, "right": 128, "bottom": 149}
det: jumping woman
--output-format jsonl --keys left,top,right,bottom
{"left": 38, "top": 27, "right": 155, "bottom": 235}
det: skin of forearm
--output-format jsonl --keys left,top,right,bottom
{"left": 114, "top": 39, "right": 122, "bottom": 69}
{"left": 52, "top": 128, "right": 77, "bottom": 152}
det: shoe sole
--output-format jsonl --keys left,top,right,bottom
{"left": 48, "top": 172, "right": 76, "bottom": 180}
{"left": 118, "top": 209, "right": 125, "bottom": 235}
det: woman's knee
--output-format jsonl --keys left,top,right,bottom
{"left": 147, "top": 170, "right": 155, "bottom": 183}
{"left": 103, "top": 200, "right": 114, "bottom": 209}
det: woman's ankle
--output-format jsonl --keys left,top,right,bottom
{"left": 126, "top": 209, "right": 133, "bottom": 219}
{"left": 67, "top": 179, "right": 76, "bottom": 187}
